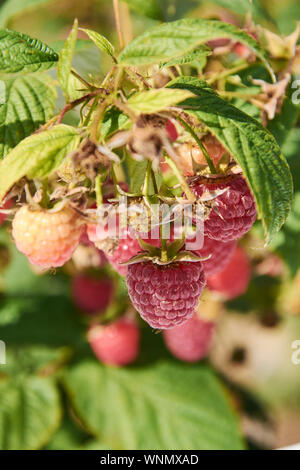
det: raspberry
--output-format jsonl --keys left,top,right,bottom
{"left": 12, "top": 205, "right": 82, "bottom": 268}
{"left": 107, "top": 231, "right": 141, "bottom": 275}
{"left": 87, "top": 319, "right": 140, "bottom": 366}
{"left": 165, "top": 119, "right": 178, "bottom": 141}
{"left": 194, "top": 236, "right": 237, "bottom": 276}
{"left": 233, "top": 42, "right": 252, "bottom": 59}
{"left": 72, "top": 275, "right": 114, "bottom": 314}
{"left": 87, "top": 224, "right": 141, "bottom": 276}
{"left": 126, "top": 261, "right": 206, "bottom": 329}
{"left": 191, "top": 175, "right": 256, "bottom": 242}
{"left": 207, "top": 246, "right": 251, "bottom": 299}
{"left": 163, "top": 314, "right": 215, "bottom": 362}
{"left": 0, "top": 199, "right": 12, "bottom": 226}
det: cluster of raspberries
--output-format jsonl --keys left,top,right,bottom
{"left": 11, "top": 174, "right": 256, "bottom": 333}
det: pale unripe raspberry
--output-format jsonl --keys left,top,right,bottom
{"left": 192, "top": 175, "right": 256, "bottom": 242}
{"left": 88, "top": 319, "right": 140, "bottom": 366}
{"left": 72, "top": 275, "right": 114, "bottom": 314}
{"left": 207, "top": 246, "right": 251, "bottom": 299}
{"left": 127, "top": 261, "right": 206, "bottom": 329}
{"left": 163, "top": 314, "right": 215, "bottom": 362}
{"left": 172, "top": 136, "right": 226, "bottom": 176}
{"left": 12, "top": 205, "right": 82, "bottom": 268}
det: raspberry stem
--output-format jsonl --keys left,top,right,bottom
{"left": 95, "top": 174, "right": 103, "bottom": 206}
{"left": 164, "top": 155, "right": 195, "bottom": 202}
{"left": 177, "top": 116, "right": 217, "bottom": 174}
{"left": 113, "top": 0, "right": 124, "bottom": 50}
{"left": 160, "top": 223, "right": 168, "bottom": 263}
{"left": 142, "top": 161, "right": 152, "bottom": 196}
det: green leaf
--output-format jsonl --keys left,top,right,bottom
{"left": 100, "top": 107, "right": 129, "bottom": 139}
{"left": 265, "top": 129, "right": 300, "bottom": 276}
{"left": 127, "top": 88, "right": 193, "bottom": 114}
{"left": 3, "top": 345, "right": 70, "bottom": 376}
{"left": 79, "top": 28, "right": 115, "bottom": 59}
{"left": 124, "top": 151, "right": 161, "bottom": 194}
{"left": 0, "top": 376, "right": 61, "bottom": 450}
{"left": 45, "top": 414, "right": 93, "bottom": 450}
{"left": 118, "top": 18, "right": 275, "bottom": 81}
{"left": 168, "top": 77, "right": 293, "bottom": 242}
{"left": 159, "top": 47, "right": 210, "bottom": 68}
{"left": 0, "top": 124, "right": 79, "bottom": 201}
{"left": 63, "top": 359, "right": 245, "bottom": 450}
{"left": 0, "top": 28, "right": 58, "bottom": 73}
{"left": 0, "top": 72, "right": 57, "bottom": 158}
{"left": 122, "top": 0, "right": 163, "bottom": 21}
{"left": 57, "top": 19, "right": 78, "bottom": 101}
{"left": 0, "top": 0, "right": 56, "bottom": 28}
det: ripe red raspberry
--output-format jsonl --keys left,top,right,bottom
{"left": 163, "top": 314, "right": 215, "bottom": 362}
{"left": 12, "top": 205, "right": 82, "bottom": 268}
{"left": 72, "top": 275, "right": 114, "bottom": 314}
{"left": 165, "top": 119, "right": 178, "bottom": 141}
{"left": 87, "top": 319, "right": 140, "bottom": 366}
{"left": 207, "top": 246, "right": 251, "bottom": 299}
{"left": 126, "top": 261, "right": 206, "bottom": 329}
{"left": 194, "top": 236, "right": 237, "bottom": 276}
{"left": 191, "top": 175, "right": 256, "bottom": 242}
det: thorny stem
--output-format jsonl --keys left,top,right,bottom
{"left": 113, "top": 0, "right": 124, "bottom": 50}
{"left": 91, "top": 99, "right": 107, "bottom": 141}
{"left": 163, "top": 155, "right": 195, "bottom": 202}
{"left": 56, "top": 90, "right": 108, "bottom": 124}
{"left": 150, "top": 169, "right": 159, "bottom": 194}
{"left": 114, "top": 67, "right": 124, "bottom": 92}
{"left": 142, "top": 161, "right": 152, "bottom": 196}
{"left": 102, "top": 66, "right": 118, "bottom": 88}
{"left": 177, "top": 116, "right": 217, "bottom": 174}
{"left": 120, "top": 1, "right": 133, "bottom": 46}
{"left": 110, "top": 166, "right": 122, "bottom": 199}
{"left": 114, "top": 98, "right": 137, "bottom": 122}
{"left": 71, "top": 69, "right": 93, "bottom": 90}
{"left": 81, "top": 97, "right": 99, "bottom": 127}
